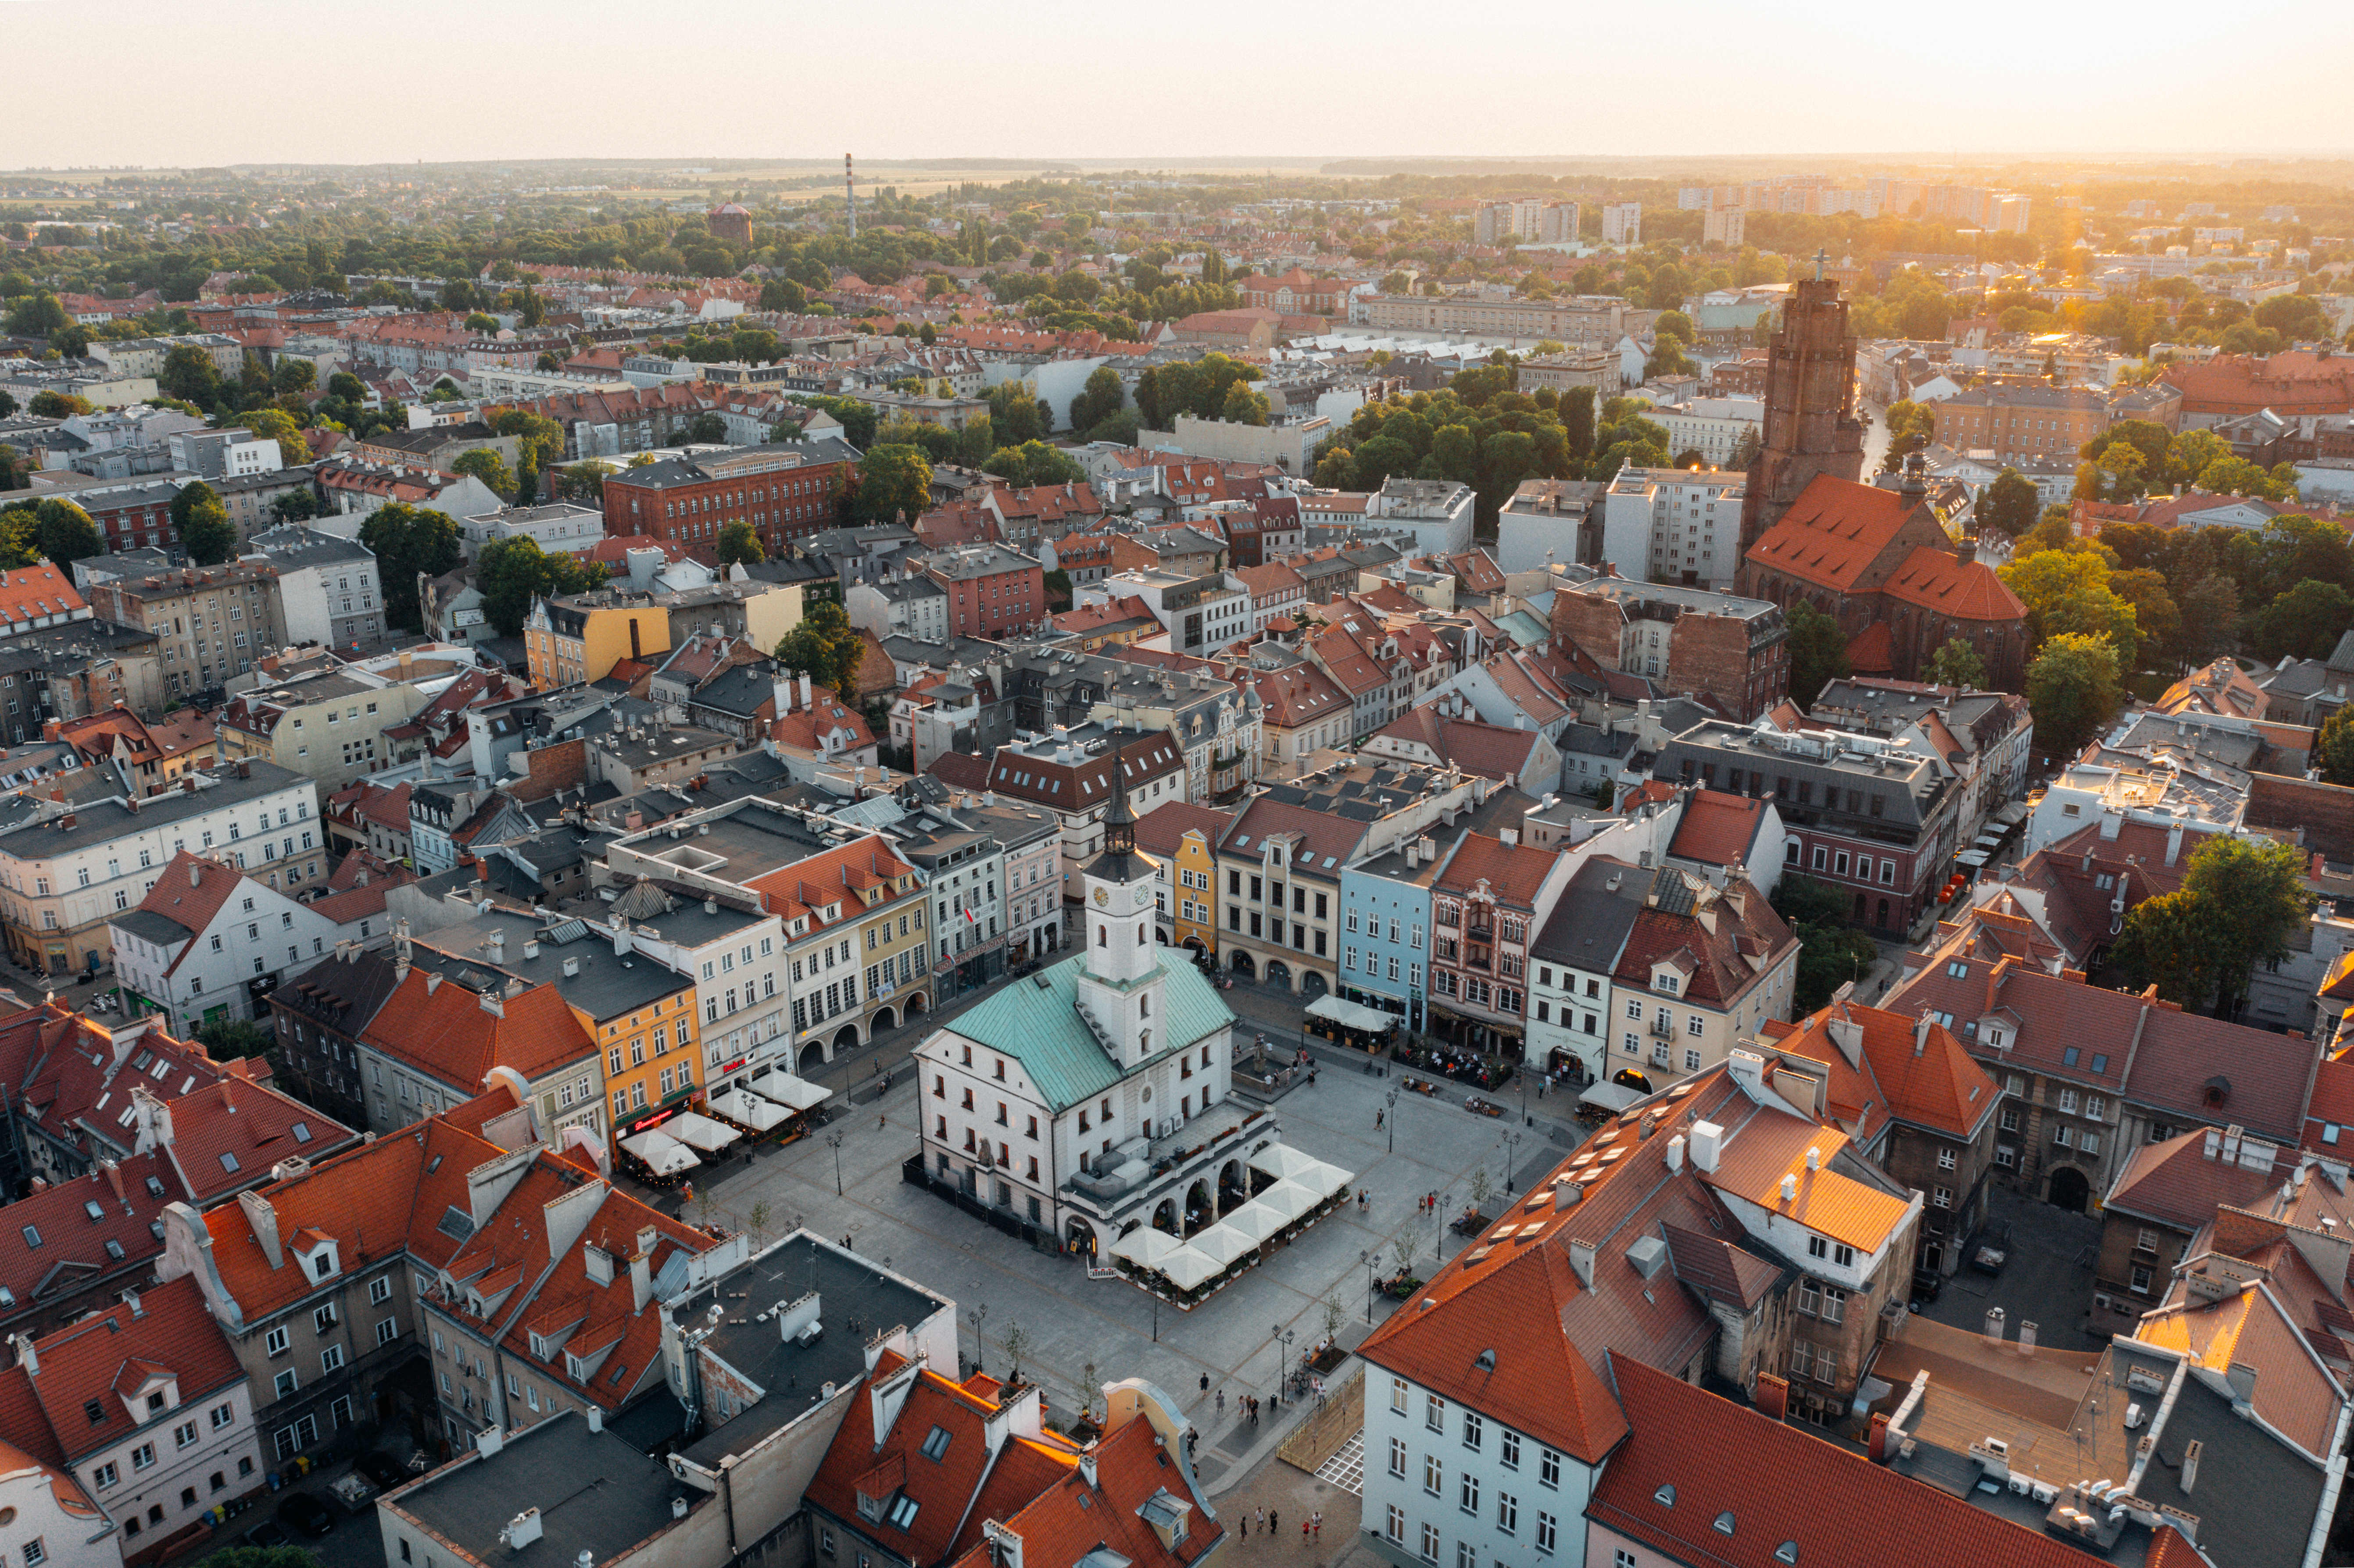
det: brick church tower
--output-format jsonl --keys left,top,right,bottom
{"left": 1737, "top": 254, "right": 1865, "bottom": 557}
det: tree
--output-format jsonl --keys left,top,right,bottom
{"left": 2024, "top": 632, "right": 2123, "bottom": 760}
{"left": 1770, "top": 875, "right": 1880, "bottom": 1011}
{"left": 1925, "top": 637, "right": 1987, "bottom": 689}
{"left": 27, "top": 390, "right": 90, "bottom": 418}
{"left": 171, "top": 481, "right": 236, "bottom": 564}
{"left": 358, "top": 503, "right": 464, "bottom": 633}
{"left": 718, "top": 519, "right": 765, "bottom": 568}
{"left": 242, "top": 408, "right": 308, "bottom": 467}
{"left": 1069, "top": 365, "right": 1124, "bottom": 433}
{"left": 271, "top": 489, "right": 319, "bottom": 523}
{"left": 2319, "top": 709, "right": 2354, "bottom": 788}
{"left": 1645, "top": 337, "right": 1694, "bottom": 380}
{"left": 451, "top": 448, "right": 518, "bottom": 501}
{"left": 1977, "top": 469, "right": 2039, "bottom": 536}
{"left": 490, "top": 408, "right": 568, "bottom": 469}
{"left": 1219, "top": 380, "right": 1270, "bottom": 426}
{"left": 475, "top": 535, "right": 605, "bottom": 638}
{"left": 985, "top": 381, "right": 1046, "bottom": 446}
{"left": 686, "top": 412, "right": 728, "bottom": 445}
{"left": 1881, "top": 400, "right": 1936, "bottom": 471}
{"left": 855, "top": 444, "right": 932, "bottom": 523}
{"left": 2000, "top": 546, "right": 2140, "bottom": 660}
{"left": 984, "top": 440, "right": 1083, "bottom": 489}
{"left": 2, "top": 291, "right": 68, "bottom": 339}
{"left": 271, "top": 358, "right": 316, "bottom": 396}
{"left": 159, "top": 344, "right": 222, "bottom": 405}
{"left": 22, "top": 498, "right": 100, "bottom": 565}
{"left": 1785, "top": 600, "right": 1850, "bottom": 708}
{"left": 2110, "top": 890, "right": 2232, "bottom": 1011}
{"left": 1312, "top": 446, "right": 1357, "bottom": 489}
{"left": 2125, "top": 837, "right": 2314, "bottom": 1016}
{"left": 1042, "top": 568, "right": 1073, "bottom": 611}
{"left": 773, "top": 598, "right": 864, "bottom": 696}
{"left": 2254, "top": 579, "right": 2354, "bottom": 662}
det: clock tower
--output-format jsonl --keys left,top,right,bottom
{"left": 1075, "top": 745, "right": 1165, "bottom": 1068}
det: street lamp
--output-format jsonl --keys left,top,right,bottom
{"left": 1270, "top": 1325, "right": 1295, "bottom": 1406}
{"left": 1502, "top": 1130, "right": 1524, "bottom": 1195}
{"left": 826, "top": 1129, "right": 845, "bottom": 1196}
{"left": 968, "top": 1303, "right": 989, "bottom": 1376}
{"left": 1361, "top": 1249, "right": 1377, "bottom": 1325}
{"left": 1434, "top": 1193, "right": 1450, "bottom": 1263}
{"left": 1385, "top": 1087, "right": 1399, "bottom": 1154}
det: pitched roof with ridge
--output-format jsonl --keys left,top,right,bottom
{"left": 940, "top": 950, "right": 1234, "bottom": 1113}
{"left": 1743, "top": 474, "right": 1919, "bottom": 593}
{"left": 1587, "top": 1355, "right": 2138, "bottom": 1568}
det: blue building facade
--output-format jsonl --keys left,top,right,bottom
{"left": 1338, "top": 847, "right": 1435, "bottom": 1032}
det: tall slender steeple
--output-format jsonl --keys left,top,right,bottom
{"left": 1736, "top": 260, "right": 1865, "bottom": 564}
{"left": 1076, "top": 740, "right": 1165, "bottom": 1063}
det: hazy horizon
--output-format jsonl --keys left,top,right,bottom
{"left": 7, "top": 0, "right": 2352, "bottom": 172}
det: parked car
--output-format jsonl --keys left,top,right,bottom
{"left": 1971, "top": 1218, "right": 2014, "bottom": 1275}
{"left": 1910, "top": 1265, "right": 1944, "bottom": 1303}
{"left": 244, "top": 1522, "right": 291, "bottom": 1550}
{"left": 353, "top": 1451, "right": 408, "bottom": 1491}
{"left": 279, "top": 1493, "right": 336, "bottom": 1538}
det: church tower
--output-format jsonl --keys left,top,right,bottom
{"left": 1737, "top": 253, "right": 1865, "bottom": 560}
{"left": 1073, "top": 746, "right": 1166, "bottom": 1069}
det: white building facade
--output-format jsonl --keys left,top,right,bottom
{"left": 1599, "top": 467, "right": 1746, "bottom": 590}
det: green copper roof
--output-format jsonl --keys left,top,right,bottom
{"left": 942, "top": 950, "right": 1236, "bottom": 1113}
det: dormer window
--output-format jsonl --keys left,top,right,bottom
{"left": 1654, "top": 973, "right": 1679, "bottom": 994}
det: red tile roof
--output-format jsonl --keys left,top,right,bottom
{"left": 1432, "top": 832, "right": 1557, "bottom": 906}
{"left": 361, "top": 970, "right": 599, "bottom": 1090}
{"left": 1664, "top": 789, "right": 1771, "bottom": 870}
{"left": 1744, "top": 474, "right": 1918, "bottom": 593}
{"left": 1879, "top": 545, "right": 2025, "bottom": 623}
{"left": 939, "top": 1404, "right": 1221, "bottom": 1568}
{"left": 805, "top": 1357, "right": 1016, "bottom": 1565}
{"left": 128, "top": 854, "right": 248, "bottom": 972}
{"left": 21, "top": 1277, "right": 242, "bottom": 1464}
{"left": 1132, "top": 802, "right": 1237, "bottom": 860}
{"left": 0, "top": 564, "right": 89, "bottom": 627}
{"left": 1588, "top": 1355, "right": 2125, "bottom": 1568}
{"left": 1366, "top": 709, "right": 1538, "bottom": 782}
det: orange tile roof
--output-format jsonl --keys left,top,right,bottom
{"left": 1664, "top": 789, "right": 1769, "bottom": 869}
{"left": 1880, "top": 545, "right": 2025, "bottom": 622}
{"left": 361, "top": 970, "right": 598, "bottom": 1089}
{"left": 2136, "top": 1282, "right": 2345, "bottom": 1458}
{"left": 1588, "top": 1356, "right": 2126, "bottom": 1568}
{"left": 0, "top": 564, "right": 89, "bottom": 625}
{"left": 22, "top": 1277, "right": 241, "bottom": 1464}
{"left": 1744, "top": 474, "right": 1917, "bottom": 592}
{"left": 1703, "top": 1114, "right": 1913, "bottom": 1253}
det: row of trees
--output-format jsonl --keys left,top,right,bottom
{"left": 2075, "top": 418, "right": 2298, "bottom": 505}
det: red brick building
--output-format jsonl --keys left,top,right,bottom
{"left": 1549, "top": 575, "right": 1789, "bottom": 721}
{"left": 924, "top": 543, "right": 1044, "bottom": 639}
{"left": 596, "top": 443, "right": 851, "bottom": 564}
{"left": 2160, "top": 348, "right": 2354, "bottom": 421}
{"left": 79, "top": 481, "right": 185, "bottom": 553}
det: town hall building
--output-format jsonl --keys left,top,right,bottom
{"left": 913, "top": 752, "right": 1253, "bottom": 1256}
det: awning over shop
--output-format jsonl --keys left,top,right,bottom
{"left": 620, "top": 1129, "right": 700, "bottom": 1176}
{"left": 1112, "top": 1225, "right": 1182, "bottom": 1267}
{"left": 1158, "top": 1246, "right": 1223, "bottom": 1291}
{"left": 665, "top": 1111, "right": 742, "bottom": 1153}
{"left": 1577, "top": 1080, "right": 1646, "bottom": 1114}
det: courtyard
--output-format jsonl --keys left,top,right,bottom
{"left": 681, "top": 1028, "right": 1581, "bottom": 1487}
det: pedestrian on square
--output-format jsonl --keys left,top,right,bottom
{"left": 1256, "top": 1508, "right": 1266, "bottom": 1536}
{"left": 1302, "top": 1519, "right": 1310, "bottom": 1544}
{"left": 1239, "top": 1515, "right": 1248, "bottom": 1540}
{"left": 1200, "top": 1373, "right": 1210, "bottom": 1393}
{"left": 1374, "top": 1108, "right": 1384, "bottom": 1129}
{"left": 1269, "top": 1511, "right": 1278, "bottom": 1539}
{"left": 1312, "top": 1512, "right": 1323, "bottom": 1539}
{"left": 1216, "top": 1388, "right": 1225, "bottom": 1416}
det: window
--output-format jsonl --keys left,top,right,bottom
{"left": 1500, "top": 1429, "right": 1520, "bottom": 1469}
{"left": 370, "top": 1276, "right": 392, "bottom": 1305}
{"left": 274, "top": 1369, "right": 298, "bottom": 1399}
{"left": 1462, "top": 1411, "right": 1483, "bottom": 1450}
{"left": 1386, "top": 1506, "right": 1405, "bottom": 1545}
{"left": 1498, "top": 1493, "right": 1519, "bottom": 1534}
{"left": 1932, "top": 1186, "right": 1953, "bottom": 1208}
{"left": 314, "top": 1304, "right": 338, "bottom": 1334}
{"left": 211, "top": 1402, "right": 233, "bottom": 1430}
{"left": 265, "top": 1325, "right": 289, "bottom": 1357}
{"left": 1424, "top": 1454, "right": 1443, "bottom": 1496}
{"left": 130, "top": 1443, "right": 155, "bottom": 1472}
{"left": 91, "top": 1463, "right": 118, "bottom": 1490}
{"left": 1420, "top": 1523, "right": 1441, "bottom": 1564}
{"left": 321, "top": 1345, "right": 344, "bottom": 1373}
{"left": 377, "top": 1318, "right": 398, "bottom": 1347}
{"left": 23, "top": 1539, "right": 45, "bottom": 1567}
{"left": 175, "top": 1420, "right": 197, "bottom": 1449}
{"left": 1392, "top": 1377, "right": 1408, "bottom": 1414}
{"left": 1390, "top": 1437, "right": 1408, "bottom": 1477}
{"left": 1539, "top": 1449, "right": 1560, "bottom": 1488}
{"left": 1537, "top": 1514, "right": 1558, "bottom": 1554}
{"left": 1426, "top": 1393, "right": 1445, "bottom": 1431}
{"left": 2131, "top": 1264, "right": 2154, "bottom": 1294}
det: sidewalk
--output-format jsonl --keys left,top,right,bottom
{"left": 1191, "top": 1322, "right": 1374, "bottom": 1496}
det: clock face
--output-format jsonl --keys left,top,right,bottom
{"left": 1093, "top": 887, "right": 1109, "bottom": 906}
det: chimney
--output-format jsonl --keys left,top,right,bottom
{"left": 1984, "top": 1306, "right": 2006, "bottom": 1348}
{"left": 8, "top": 1332, "right": 35, "bottom": 1377}
{"left": 2225, "top": 1362, "right": 2257, "bottom": 1407}
{"left": 239, "top": 1189, "right": 283, "bottom": 1269}
{"left": 2017, "top": 1320, "right": 2037, "bottom": 1358}
{"left": 189, "top": 859, "right": 202, "bottom": 887}
{"left": 1780, "top": 1172, "right": 1798, "bottom": 1202}
{"left": 1566, "top": 1238, "right": 1596, "bottom": 1290}
{"left": 1753, "top": 1372, "right": 1788, "bottom": 1422}
{"left": 2165, "top": 822, "right": 2185, "bottom": 866}
{"left": 1665, "top": 1134, "right": 1685, "bottom": 1173}
{"left": 630, "top": 1225, "right": 655, "bottom": 1313}
{"left": 1688, "top": 1120, "right": 1724, "bottom": 1173}
{"left": 1914, "top": 1010, "right": 1935, "bottom": 1057}
{"left": 487, "top": 930, "right": 506, "bottom": 964}
{"left": 2181, "top": 1440, "right": 2202, "bottom": 1493}
{"left": 1868, "top": 1411, "right": 1892, "bottom": 1461}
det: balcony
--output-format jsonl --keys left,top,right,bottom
{"left": 1465, "top": 952, "right": 1492, "bottom": 972}
{"left": 1650, "top": 1014, "right": 1675, "bottom": 1038}
{"left": 1466, "top": 925, "right": 1494, "bottom": 943}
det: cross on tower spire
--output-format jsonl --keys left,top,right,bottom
{"left": 1814, "top": 247, "right": 1828, "bottom": 281}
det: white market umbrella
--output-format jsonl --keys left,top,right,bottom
{"left": 1218, "top": 1203, "right": 1284, "bottom": 1245}
{"left": 665, "top": 1111, "right": 742, "bottom": 1153}
{"left": 711, "top": 1089, "right": 788, "bottom": 1131}
{"left": 757, "top": 1075, "right": 831, "bottom": 1111}
{"left": 1254, "top": 1179, "right": 1323, "bottom": 1223}
{"left": 621, "top": 1129, "right": 700, "bottom": 1176}
{"left": 1158, "top": 1246, "right": 1223, "bottom": 1291}
{"left": 1186, "top": 1225, "right": 1259, "bottom": 1268}
{"left": 1248, "top": 1143, "right": 1320, "bottom": 1182}
{"left": 1112, "top": 1226, "right": 1183, "bottom": 1267}
{"left": 1298, "top": 1158, "right": 1355, "bottom": 1197}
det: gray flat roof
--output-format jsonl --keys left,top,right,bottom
{"left": 674, "top": 1234, "right": 945, "bottom": 1465}
{"left": 0, "top": 761, "right": 310, "bottom": 856}
{"left": 390, "top": 1409, "right": 689, "bottom": 1568}
{"left": 414, "top": 907, "right": 692, "bottom": 1020}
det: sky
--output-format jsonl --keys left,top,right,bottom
{"left": 6, "top": 0, "right": 2353, "bottom": 171}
